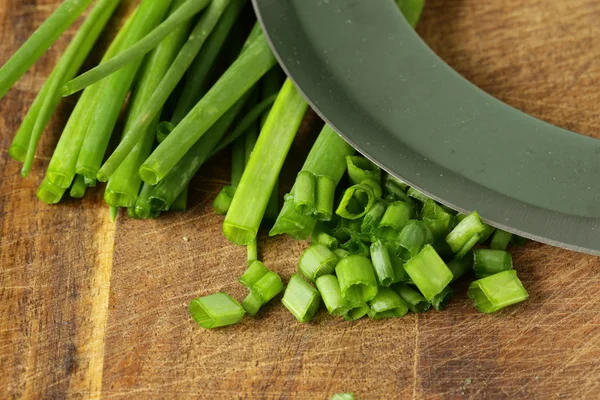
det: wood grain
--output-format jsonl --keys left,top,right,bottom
{"left": 0, "top": 0, "right": 599, "bottom": 399}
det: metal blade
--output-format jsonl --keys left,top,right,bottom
{"left": 252, "top": 0, "right": 600, "bottom": 255}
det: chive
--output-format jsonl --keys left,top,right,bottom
{"left": 389, "top": 245, "right": 410, "bottom": 283}
{"left": 213, "top": 186, "right": 236, "bottom": 215}
{"left": 360, "top": 199, "right": 387, "bottom": 235}
{"left": 370, "top": 240, "right": 395, "bottom": 287}
{"left": 69, "top": 175, "right": 88, "bottom": 199}
{"left": 430, "top": 286, "right": 452, "bottom": 311}
{"left": 393, "top": 283, "right": 431, "bottom": 313}
{"left": 139, "top": 32, "right": 277, "bottom": 185}
{"left": 298, "top": 244, "right": 338, "bottom": 282}
{"left": 188, "top": 292, "right": 245, "bottom": 328}
{"left": 223, "top": 79, "right": 307, "bottom": 244}
{"left": 336, "top": 184, "right": 376, "bottom": 220}
{"left": 312, "top": 232, "right": 338, "bottom": 250}
{"left": 346, "top": 156, "right": 381, "bottom": 185}
{"left": 294, "top": 171, "right": 317, "bottom": 216}
{"left": 403, "top": 244, "right": 453, "bottom": 301}
{"left": 368, "top": 287, "right": 409, "bottom": 319}
{"left": 0, "top": 0, "right": 95, "bottom": 99}
{"left": 315, "top": 175, "right": 336, "bottom": 221}
{"left": 447, "top": 251, "right": 474, "bottom": 283}
{"left": 473, "top": 249, "right": 513, "bottom": 278}
{"left": 63, "top": 0, "right": 210, "bottom": 95}
{"left": 281, "top": 274, "right": 321, "bottom": 323}
{"left": 76, "top": 0, "right": 173, "bottom": 182}
{"left": 375, "top": 201, "right": 412, "bottom": 241}
{"left": 343, "top": 303, "right": 370, "bottom": 321}
{"left": 490, "top": 229, "right": 513, "bottom": 250}
{"left": 407, "top": 187, "right": 430, "bottom": 203}
{"left": 240, "top": 260, "right": 269, "bottom": 288}
{"left": 336, "top": 255, "right": 378, "bottom": 304}
{"left": 468, "top": 270, "right": 529, "bottom": 313}
{"left": 36, "top": 177, "right": 68, "bottom": 205}
{"left": 445, "top": 211, "right": 486, "bottom": 258}
{"left": 270, "top": 125, "right": 355, "bottom": 239}
{"left": 340, "top": 235, "right": 370, "bottom": 257}
{"left": 315, "top": 274, "right": 350, "bottom": 316}
{"left": 399, "top": 0, "right": 426, "bottom": 29}
{"left": 98, "top": 0, "right": 244, "bottom": 181}
{"left": 105, "top": 1, "right": 192, "bottom": 208}
{"left": 395, "top": 220, "right": 431, "bottom": 260}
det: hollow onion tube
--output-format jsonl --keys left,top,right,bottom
{"left": 393, "top": 283, "right": 431, "bottom": 313}
{"left": 403, "top": 244, "right": 453, "bottom": 301}
{"left": 368, "top": 287, "right": 409, "bottom": 319}
{"left": 298, "top": 244, "right": 338, "bottom": 282}
{"left": 336, "top": 255, "right": 378, "bottom": 305}
{"left": 467, "top": 270, "right": 529, "bottom": 314}
{"left": 188, "top": 292, "right": 245, "bottom": 328}
{"left": 473, "top": 249, "right": 513, "bottom": 278}
{"left": 281, "top": 274, "right": 321, "bottom": 322}
{"left": 315, "top": 274, "right": 350, "bottom": 316}
{"left": 445, "top": 211, "right": 486, "bottom": 258}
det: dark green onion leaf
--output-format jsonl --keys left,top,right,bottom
{"left": 281, "top": 274, "right": 321, "bottom": 322}
{"left": 343, "top": 303, "right": 370, "bottom": 321}
{"left": 361, "top": 199, "right": 387, "bottom": 235}
{"left": 395, "top": 220, "right": 431, "bottom": 260}
{"left": 188, "top": 292, "right": 245, "bottom": 328}
{"left": 468, "top": 270, "right": 529, "bottom": 313}
{"left": 473, "top": 249, "right": 513, "bottom": 278}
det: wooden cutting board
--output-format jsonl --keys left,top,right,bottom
{"left": 1, "top": 1, "right": 599, "bottom": 399}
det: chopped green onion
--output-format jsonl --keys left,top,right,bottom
{"left": 445, "top": 211, "right": 486, "bottom": 258}
{"left": 447, "top": 252, "right": 474, "bottom": 283}
{"left": 188, "top": 292, "right": 245, "bottom": 328}
{"left": 336, "top": 255, "right": 378, "bottom": 304}
{"left": 473, "top": 249, "right": 513, "bottom": 278}
{"left": 432, "top": 239, "right": 455, "bottom": 260}
{"left": 370, "top": 240, "right": 395, "bottom": 287}
{"left": 315, "top": 175, "right": 336, "bottom": 221}
{"left": 84, "top": 176, "right": 97, "bottom": 188}
{"left": 281, "top": 274, "right": 321, "bottom": 322}
{"left": 478, "top": 223, "right": 496, "bottom": 244}
{"left": 253, "top": 270, "right": 284, "bottom": 302}
{"left": 109, "top": 206, "right": 119, "bottom": 223}
{"left": 368, "top": 287, "right": 409, "bottom": 319}
{"left": 312, "top": 231, "right": 339, "bottom": 250}
{"left": 375, "top": 201, "right": 412, "bottom": 240}
{"left": 430, "top": 286, "right": 452, "bottom": 311}
{"left": 407, "top": 187, "right": 430, "bottom": 204}
{"left": 361, "top": 200, "right": 387, "bottom": 235}
{"left": 69, "top": 175, "right": 88, "bottom": 199}
{"left": 490, "top": 229, "right": 512, "bottom": 250}
{"left": 343, "top": 303, "right": 370, "bottom": 321}
{"left": 336, "top": 184, "right": 376, "bottom": 220}
{"left": 213, "top": 186, "right": 236, "bottom": 215}
{"left": 395, "top": 220, "right": 431, "bottom": 260}
{"left": 468, "top": 270, "right": 529, "bottom": 313}
{"left": 333, "top": 248, "right": 350, "bottom": 259}
{"left": 241, "top": 290, "right": 263, "bottom": 316}
{"left": 37, "top": 177, "right": 67, "bottom": 205}
{"left": 360, "top": 178, "right": 383, "bottom": 199}
{"left": 247, "top": 239, "right": 258, "bottom": 263}
{"left": 399, "top": 0, "right": 426, "bottom": 28}
{"left": 393, "top": 283, "right": 431, "bottom": 313}
{"left": 330, "top": 393, "right": 354, "bottom": 400}
{"left": 340, "top": 235, "right": 370, "bottom": 257}
{"left": 389, "top": 245, "right": 410, "bottom": 283}
{"left": 383, "top": 176, "right": 411, "bottom": 203}
{"left": 346, "top": 156, "right": 381, "bottom": 185}
{"left": 294, "top": 171, "right": 316, "bottom": 215}
{"left": 298, "top": 244, "right": 337, "bottom": 282}
{"left": 231, "top": 138, "right": 245, "bottom": 187}
{"left": 421, "top": 199, "right": 454, "bottom": 240}
{"left": 315, "top": 275, "right": 350, "bottom": 316}
{"left": 239, "top": 260, "right": 269, "bottom": 288}
{"left": 223, "top": 80, "right": 307, "bottom": 245}
{"left": 403, "top": 244, "right": 453, "bottom": 301}
{"left": 170, "top": 188, "right": 188, "bottom": 212}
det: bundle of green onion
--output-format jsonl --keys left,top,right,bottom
{"left": 1, "top": 0, "right": 529, "bottom": 328}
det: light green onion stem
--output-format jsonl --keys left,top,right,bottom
{"left": 336, "top": 255, "right": 378, "bottom": 305}
{"left": 370, "top": 240, "right": 395, "bottom": 287}
{"left": 188, "top": 292, "right": 245, "bottom": 328}
{"left": 468, "top": 270, "right": 529, "bottom": 314}
{"left": 393, "top": 283, "right": 431, "bottom": 313}
{"left": 368, "top": 287, "right": 409, "bottom": 319}
{"left": 37, "top": 177, "right": 68, "bottom": 205}
{"left": 473, "top": 249, "right": 513, "bottom": 278}
{"left": 403, "top": 244, "right": 452, "bottom": 301}
{"left": 298, "top": 244, "right": 338, "bottom": 282}
{"left": 445, "top": 211, "right": 486, "bottom": 258}
{"left": 69, "top": 174, "right": 88, "bottom": 199}
{"left": 315, "top": 274, "right": 350, "bottom": 316}
{"left": 490, "top": 229, "right": 512, "bottom": 250}
{"left": 281, "top": 274, "right": 321, "bottom": 322}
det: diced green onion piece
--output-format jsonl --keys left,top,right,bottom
{"left": 389, "top": 245, "right": 410, "bottom": 283}
{"left": 360, "top": 178, "right": 382, "bottom": 199}
{"left": 361, "top": 200, "right": 387, "bottom": 235}
{"left": 315, "top": 274, "right": 350, "bottom": 316}
{"left": 430, "top": 286, "right": 452, "bottom": 311}
{"left": 383, "top": 175, "right": 411, "bottom": 203}
{"left": 445, "top": 211, "right": 486, "bottom": 258}
{"left": 468, "top": 270, "right": 529, "bottom": 313}
{"left": 170, "top": 189, "right": 188, "bottom": 212}
{"left": 247, "top": 238, "right": 258, "bottom": 263}
{"left": 447, "top": 251, "right": 474, "bottom": 283}
{"left": 340, "top": 235, "right": 370, "bottom": 257}
{"left": 213, "top": 186, "right": 236, "bottom": 215}
{"left": 312, "top": 232, "right": 339, "bottom": 250}
{"left": 403, "top": 244, "right": 453, "bottom": 300}
{"left": 336, "top": 255, "right": 378, "bottom": 304}
{"left": 69, "top": 175, "right": 87, "bottom": 199}
{"left": 253, "top": 271, "right": 284, "bottom": 303}
{"left": 478, "top": 224, "right": 496, "bottom": 244}
{"left": 490, "top": 229, "right": 513, "bottom": 250}
{"left": 315, "top": 175, "right": 336, "bottom": 221}
{"left": 281, "top": 274, "right": 321, "bottom": 322}
{"left": 240, "top": 260, "right": 269, "bottom": 288}
{"left": 336, "top": 184, "right": 375, "bottom": 220}
{"left": 37, "top": 177, "right": 68, "bottom": 204}
{"left": 393, "top": 283, "right": 431, "bottom": 313}
{"left": 333, "top": 248, "right": 350, "bottom": 259}
{"left": 189, "top": 292, "right": 245, "bottom": 328}
{"left": 473, "top": 249, "right": 513, "bottom": 278}
{"left": 346, "top": 156, "right": 381, "bottom": 185}
{"left": 421, "top": 199, "right": 454, "bottom": 240}
{"left": 395, "top": 220, "right": 430, "bottom": 260}
{"left": 343, "top": 303, "right": 369, "bottom": 321}
{"left": 241, "top": 290, "right": 263, "bottom": 316}
{"left": 432, "top": 239, "right": 455, "bottom": 260}
{"left": 370, "top": 240, "right": 395, "bottom": 287}
{"left": 375, "top": 201, "right": 412, "bottom": 240}
{"left": 368, "top": 287, "right": 409, "bottom": 319}
{"left": 407, "top": 187, "right": 430, "bottom": 203}
{"left": 298, "top": 244, "right": 337, "bottom": 282}
{"left": 294, "top": 171, "right": 316, "bottom": 215}
{"left": 330, "top": 393, "right": 354, "bottom": 400}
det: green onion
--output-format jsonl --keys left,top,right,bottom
{"left": 343, "top": 303, "right": 369, "bottom": 321}
{"left": 315, "top": 274, "right": 350, "bottom": 316}
{"left": 336, "top": 184, "right": 376, "bottom": 220}
{"left": 433, "top": 239, "right": 455, "bottom": 260}
{"left": 383, "top": 175, "right": 411, "bottom": 203}
{"left": 98, "top": 0, "right": 244, "bottom": 181}
{"left": 62, "top": 0, "right": 210, "bottom": 95}
{"left": 240, "top": 260, "right": 269, "bottom": 288}
{"left": 389, "top": 245, "right": 410, "bottom": 283}
{"left": 346, "top": 156, "right": 381, "bottom": 185}
{"left": 511, "top": 235, "right": 528, "bottom": 246}
{"left": 360, "top": 178, "right": 383, "bottom": 199}
{"left": 393, "top": 283, "right": 431, "bottom": 313}
{"left": 375, "top": 201, "right": 412, "bottom": 240}
{"left": 188, "top": 292, "right": 245, "bottom": 328}
{"left": 294, "top": 171, "right": 316, "bottom": 215}
{"left": 241, "top": 291, "right": 263, "bottom": 316}
{"left": 334, "top": 248, "right": 350, "bottom": 259}
{"left": 37, "top": 177, "right": 67, "bottom": 205}
{"left": 395, "top": 220, "right": 431, "bottom": 260}
{"left": 0, "top": 0, "right": 95, "bottom": 100}
{"left": 247, "top": 239, "right": 258, "bottom": 263}
{"left": 109, "top": 206, "right": 119, "bottom": 223}
{"left": 133, "top": 179, "right": 160, "bottom": 219}
{"left": 336, "top": 255, "right": 378, "bottom": 304}
{"left": 370, "top": 240, "right": 395, "bottom": 287}
{"left": 330, "top": 393, "right": 354, "bottom": 400}
{"left": 231, "top": 138, "right": 245, "bottom": 187}
{"left": 361, "top": 200, "right": 387, "bottom": 235}
{"left": 311, "top": 229, "right": 339, "bottom": 250}
{"left": 242, "top": 270, "right": 284, "bottom": 316}
{"left": 69, "top": 175, "right": 88, "bottom": 199}
{"left": 447, "top": 252, "right": 474, "bottom": 283}
{"left": 407, "top": 187, "right": 430, "bottom": 204}
{"left": 403, "top": 244, "right": 452, "bottom": 301}
{"left": 490, "top": 229, "right": 512, "bottom": 250}
{"left": 315, "top": 175, "right": 336, "bottom": 221}
{"left": 477, "top": 224, "right": 496, "bottom": 243}
{"left": 340, "top": 235, "right": 370, "bottom": 257}
{"left": 473, "top": 249, "right": 513, "bottom": 278}
{"left": 223, "top": 79, "right": 307, "bottom": 244}
{"left": 281, "top": 274, "right": 321, "bottom": 322}
{"left": 213, "top": 186, "right": 236, "bottom": 215}
{"left": 430, "top": 286, "right": 452, "bottom": 311}
{"left": 421, "top": 199, "right": 454, "bottom": 240}
{"left": 170, "top": 188, "right": 188, "bottom": 212}
{"left": 399, "top": 0, "right": 426, "bottom": 29}
{"left": 368, "top": 287, "right": 409, "bottom": 319}
{"left": 468, "top": 270, "right": 529, "bottom": 313}
{"left": 445, "top": 211, "right": 486, "bottom": 258}
{"left": 298, "top": 244, "right": 337, "bottom": 282}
